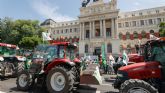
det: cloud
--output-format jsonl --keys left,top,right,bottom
{"left": 31, "top": 0, "right": 75, "bottom": 22}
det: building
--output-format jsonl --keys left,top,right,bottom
{"left": 118, "top": 6, "right": 165, "bottom": 53}
{"left": 41, "top": 0, "right": 165, "bottom": 56}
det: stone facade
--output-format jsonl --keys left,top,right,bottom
{"left": 41, "top": 0, "right": 165, "bottom": 55}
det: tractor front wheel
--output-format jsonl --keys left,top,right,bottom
{"left": 16, "top": 70, "right": 33, "bottom": 91}
{"left": 46, "top": 66, "right": 74, "bottom": 93}
{"left": 120, "top": 79, "right": 158, "bottom": 93}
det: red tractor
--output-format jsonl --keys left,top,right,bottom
{"left": 113, "top": 38, "right": 165, "bottom": 93}
{"left": 16, "top": 42, "right": 81, "bottom": 93}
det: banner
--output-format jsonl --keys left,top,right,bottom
{"left": 101, "top": 43, "right": 107, "bottom": 67}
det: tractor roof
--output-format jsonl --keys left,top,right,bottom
{"left": 0, "top": 43, "right": 17, "bottom": 48}
{"left": 145, "top": 37, "right": 165, "bottom": 46}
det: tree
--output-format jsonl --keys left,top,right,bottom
{"left": 159, "top": 22, "right": 165, "bottom": 37}
{"left": 19, "top": 36, "right": 42, "bottom": 49}
{"left": 0, "top": 17, "right": 45, "bottom": 49}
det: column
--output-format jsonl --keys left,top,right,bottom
{"left": 103, "top": 19, "right": 106, "bottom": 38}
{"left": 111, "top": 18, "right": 115, "bottom": 38}
{"left": 82, "top": 22, "right": 85, "bottom": 40}
{"left": 100, "top": 20, "right": 103, "bottom": 37}
{"left": 93, "top": 21, "right": 95, "bottom": 38}
{"left": 114, "top": 18, "right": 117, "bottom": 38}
{"left": 89, "top": 22, "right": 92, "bottom": 39}
{"left": 80, "top": 23, "right": 82, "bottom": 40}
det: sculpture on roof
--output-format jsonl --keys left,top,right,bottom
{"left": 82, "top": 0, "right": 90, "bottom": 7}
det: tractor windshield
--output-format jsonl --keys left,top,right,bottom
{"left": 0, "top": 46, "right": 16, "bottom": 57}
{"left": 151, "top": 42, "right": 165, "bottom": 65}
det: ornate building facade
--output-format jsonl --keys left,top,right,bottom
{"left": 41, "top": 0, "right": 165, "bottom": 55}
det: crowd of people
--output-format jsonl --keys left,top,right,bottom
{"left": 81, "top": 50, "right": 129, "bottom": 75}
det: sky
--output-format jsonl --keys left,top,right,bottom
{"left": 0, "top": 0, "right": 164, "bottom": 22}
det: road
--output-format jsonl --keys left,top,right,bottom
{"left": 0, "top": 75, "right": 118, "bottom": 93}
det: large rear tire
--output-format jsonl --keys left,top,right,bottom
{"left": 46, "top": 66, "right": 74, "bottom": 93}
{"left": 120, "top": 79, "right": 158, "bottom": 93}
{"left": 16, "top": 70, "right": 33, "bottom": 91}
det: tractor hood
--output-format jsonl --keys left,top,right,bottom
{"left": 118, "top": 62, "right": 161, "bottom": 79}
{"left": 119, "top": 62, "right": 160, "bottom": 72}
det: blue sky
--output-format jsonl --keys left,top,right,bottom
{"left": 0, "top": 0, "right": 164, "bottom": 22}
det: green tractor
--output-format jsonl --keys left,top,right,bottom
{"left": 0, "top": 43, "right": 26, "bottom": 78}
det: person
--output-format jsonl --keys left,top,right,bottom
{"left": 107, "top": 53, "right": 115, "bottom": 74}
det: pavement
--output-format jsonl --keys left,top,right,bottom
{"left": 0, "top": 75, "right": 119, "bottom": 93}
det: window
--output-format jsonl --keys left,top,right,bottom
{"left": 140, "top": 20, "right": 144, "bottom": 26}
{"left": 149, "top": 19, "right": 153, "bottom": 25}
{"left": 61, "top": 30, "right": 63, "bottom": 33}
{"left": 85, "top": 44, "right": 88, "bottom": 53}
{"left": 125, "top": 22, "right": 129, "bottom": 27}
{"left": 156, "top": 10, "right": 159, "bottom": 13}
{"left": 107, "top": 44, "right": 112, "bottom": 53}
{"left": 86, "top": 30, "right": 90, "bottom": 38}
{"left": 57, "top": 30, "right": 59, "bottom": 34}
{"left": 126, "top": 32, "right": 130, "bottom": 39}
{"left": 132, "top": 21, "right": 136, "bottom": 27}
{"left": 132, "top": 14, "right": 135, "bottom": 16}
{"left": 106, "top": 28, "right": 111, "bottom": 37}
{"left": 65, "top": 29, "right": 68, "bottom": 33}
{"left": 118, "top": 23, "right": 122, "bottom": 28}
{"left": 95, "top": 29, "right": 100, "bottom": 37}
{"left": 150, "top": 30, "right": 154, "bottom": 34}
{"left": 70, "top": 29, "right": 72, "bottom": 33}
{"left": 119, "top": 33, "right": 123, "bottom": 39}
{"left": 141, "top": 31, "right": 146, "bottom": 38}
{"left": 74, "top": 28, "right": 77, "bottom": 32}
{"left": 157, "top": 18, "right": 161, "bottom": 24}
{"left": 139, "top": 12, "right": 143, "bottom": 16}
{"left": 133, "top": 31, "right": 138, "bottom": 39}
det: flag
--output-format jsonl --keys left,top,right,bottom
{"left": 42, "top": 32, "right": 52, "bottom": 41}
{"left": 101, "top": 43, "right": 107, "bottom": 67}
{"left": 122, "top": 50, "right": 129, "bottom": 65}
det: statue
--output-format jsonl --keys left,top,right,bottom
{"left": 93, "top": 0, "right": 99, "bottom": 2}
{"left": 82, "top": 0, "right": 90, "bottom": 7}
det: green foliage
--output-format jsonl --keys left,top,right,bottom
{"left": 19, "top": 36, "right": 42, "bottom": 49}
{"left": 159, "top": 22, "right": 165, "bottom": 37}
{"left": 0, "top": 17, "right": 45, "bottom": 49}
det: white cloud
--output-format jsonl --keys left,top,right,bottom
{"left": 31, "top": 0, "right": 75, "bottom": 22}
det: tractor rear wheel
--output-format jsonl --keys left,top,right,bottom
{"left": 16, "top": 70, "right": 33, "bottom": 91}
{"left": 46, "top": 66, "right": 74, "bottom": 93}
{"left": 120, "top": 79, "right": 158, "bottom": 93}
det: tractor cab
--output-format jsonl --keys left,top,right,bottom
{"left": 143, "top": 39, "right": 165, "bottom": 80}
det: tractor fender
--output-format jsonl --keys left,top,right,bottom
{"left": 44, "top": 58, "right": 75, "bottom": 74}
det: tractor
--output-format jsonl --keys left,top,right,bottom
{"left": 113, "top": 38, "right": 165, "bottom": 93}
{"left": 16, "top": 42, "right": 81, "bottom": 93}
{"left": 0, "top": 43, "right": 25, "bottom": 77}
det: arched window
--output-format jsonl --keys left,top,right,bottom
{"left": 126, "top": 32, "right": 130, "bottom": 39}
{"left": 107, "top": 43, "right": 112, "bottom": 53}
{"left": 85, "top": 44, "right": 88, "bottom": 53}
{"left": 119, "top": 32, "right": 123, "bottom": 39}
{"left": 150, "top": 30, "right": 154, "bottom": 34}
{"left": 133, "top": 31, "right": 138, "bottom": 39}
{"left": 141, "top": 31, "right": 146, "bottom": 38}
